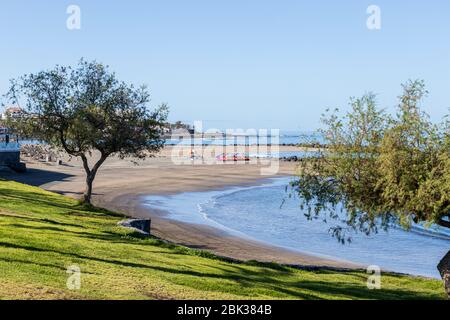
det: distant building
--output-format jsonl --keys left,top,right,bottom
{"left": 1, "top": 106, "right": 25, "bottom": 120}
{"left": 171, "top": 128, "right": 195, "bottom": 136}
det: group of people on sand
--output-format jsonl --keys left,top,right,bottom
{"left": 189, "top": 149, "right": 250, "bottom": 162}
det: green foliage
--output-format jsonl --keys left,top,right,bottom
{"left": 293, "top": 80, "right": 449, "bottom": 242}
{"left": 0, "top": 179, "right": 444, "bottom": 299}
{"left": 5, "top": 59, "right": 168, "bottom": 203}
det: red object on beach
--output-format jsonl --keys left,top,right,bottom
{"left": 216, "top": 153, "right": 227, "bottom": 161}
{"left": 216, "top": 153, "right": 250, "bottom": 162}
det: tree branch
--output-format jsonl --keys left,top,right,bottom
{"left": 90, "top": 153, "right": 108, "bottom": 177}
{"left": 80, "top": 154, "right": 91, "bottom": 176}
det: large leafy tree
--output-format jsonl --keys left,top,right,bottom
{"left": 6, "top": 60, "right": 168, "bottom": 204}
{"left": 292, "top": 80, "right": 449, "bottom": 294}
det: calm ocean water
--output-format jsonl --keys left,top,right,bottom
{"left": 20, "top": 133, "right": 321, "bottom": 160}
{"left": 144, "top": 177, "right": 450, "bottom": 278}
{"left": 165, "top": 131, "right": 324, "bottom": 146}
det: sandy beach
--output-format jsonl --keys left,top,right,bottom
{"left": 2, "top": 146, "right": 359, "bottom": 269}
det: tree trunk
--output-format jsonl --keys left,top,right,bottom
{"left": 437, "top": 250, "right": 450, "bottom": 299}
{"left": 83, "top": 174, "right": 94, "bottom": 204}
{"left": 80, "top": 153, "right": 108, "bottom": 205}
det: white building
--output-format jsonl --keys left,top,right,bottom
{"left": 1, "top": 106, "right": 24, "bottom": 120}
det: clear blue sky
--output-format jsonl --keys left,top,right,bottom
{"left": 0, "top": 0, "right": 449, "bottom": 130}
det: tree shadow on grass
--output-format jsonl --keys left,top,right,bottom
{"left": 0, "top": 257, "right": 68, "bottom": 272}
{"left": 0, "top": 186, "right": 123, "bottom": 218}
{"left": 0, "top": 168, "right": 73, "bottom": 187}
{"left": 1, "top": 222, "right": 154, "bottom": 246}
{"left": 6, "top": 223, "right": 88, "bottom": 235}
{"left": 286, "top": 278, "right": 441, "bottom": 300}
{"left": 0, "top": 214, "right": 87, "bottom": 229}
{"left": 0, "top": 240, "right": 442, "bottom": 300}
{"left": 4, "top": 223, "right": 141, "bottom": 247}
{"left": 115, "top": 263, "right": 442, "bottom": 300}
{"left": 0, "top": 257, "right": 97, "bottom": 275}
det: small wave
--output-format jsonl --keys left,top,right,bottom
{"left": 143, "top": 177, "right": 448, "bottom": 278}
{"left": 408, "top": 225, "right": 450, "bottom": 240}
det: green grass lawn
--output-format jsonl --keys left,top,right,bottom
{"left": 0, "top": 179, "right": 445, "bottom": 300}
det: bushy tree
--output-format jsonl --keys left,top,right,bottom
{"left": 292, "top": 80, "right": 449, "bottom": 293}
{"left": 6, "top": 59, "right": 168, "bottom": 204}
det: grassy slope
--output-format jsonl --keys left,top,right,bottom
{"left": 0, "top": 179, "right": 445, "bottom": 300}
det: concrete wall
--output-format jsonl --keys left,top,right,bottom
{"left": 0, "top": 151, "right": 20, "bottom": 166}
{"left": 0, "top": 151, "right": 25, "bottom": 172}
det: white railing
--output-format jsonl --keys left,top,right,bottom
{"left": 0, "top": 142, "right": 20, "bottom": 152}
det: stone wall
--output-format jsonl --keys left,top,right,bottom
{"left": 118, "top": 219, "right": 151, "bottom": 235}
{"left": 0, "top": 151, "right": 20, "bottom": 166}
{"left": 0, "top": 151, "right": 25, "bottom": 172}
